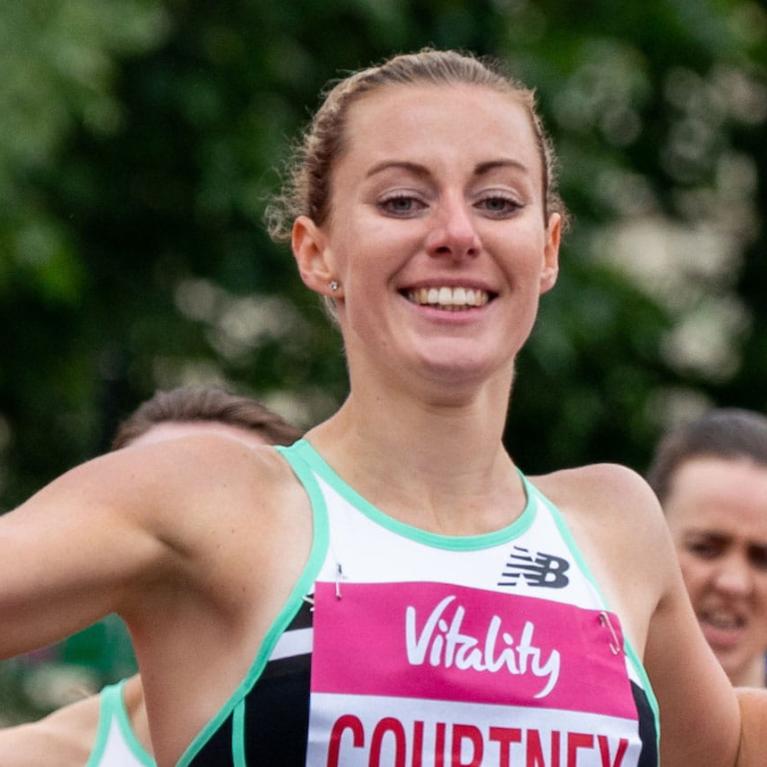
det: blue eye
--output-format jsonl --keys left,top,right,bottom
{"left": 378, "top": 195, "right": 426, "bottom": 217}
{"left": 475, "top": 195, "right": 522, "bottom": 217}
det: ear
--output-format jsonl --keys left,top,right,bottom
{"left": 539, "top": 213, "right": 561, "bottom": 294}
{"left": 291, "top": 215, "right": 341, "bottom": 297}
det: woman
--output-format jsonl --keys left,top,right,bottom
{"left": 0, "top": 50, "right": 764, "bottom": 767}
{"left": 648, "top": 408, "right": 767, "bottom": 688}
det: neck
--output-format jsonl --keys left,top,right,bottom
{"left": 307, "top": 366, "right": 525, "bottom": 535}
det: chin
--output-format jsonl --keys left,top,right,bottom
{"left": 413, "top": 338, "right": 512, "bottom": 375}
{"left": 417, "top": 354, "right": 509, "bottom": 390}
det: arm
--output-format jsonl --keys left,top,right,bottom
{"left": 735, "top": 688, "right": 767, "bottom": 767}
{"left": 0, "top": 693, "right": 101, "bottom": 767}
{"left": 645, "top": 554, "right": 742, "bottom": 766}
{"left": 0, "top": 433, "right": 246, "bottom": 658}
{"left": 542, "top": 464, "right": 744, "bottom": 766}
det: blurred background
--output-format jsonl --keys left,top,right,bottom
{"left": 1, "top": 0, "right": 765, "bottom": 722}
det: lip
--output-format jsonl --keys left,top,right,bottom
{"left": 698, "top": 610, "right": 748, "bottom": 650}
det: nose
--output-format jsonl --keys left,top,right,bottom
{"left": 425, "top": 195, "right": 481, "bottom": 260}
{"left": 713, "top": 555, "right": 754, "bottom": 598}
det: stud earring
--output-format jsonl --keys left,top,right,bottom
{"left": 329, "top": 280, "right": 340, "bottom": 292}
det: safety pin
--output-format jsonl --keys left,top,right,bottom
{"left": 599, "top": 611, "right": 622, "bottom": 655}
{"left": 335, "top": 562, "right": 345, "bottom": 600}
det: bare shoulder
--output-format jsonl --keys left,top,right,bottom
{"left": 111, "top": 430, "right": 292, "bottom": 502}
{"left": 109, "top": 433, "right": 309, "bottom": 589}
{"left": 533, "top": 461, "right": 661, "bottom": 521}
{"left": 532, "top": 462, "right": 669, "bottom": 553}
{"left": 529, "top": 463, "right": 674, "bottom": 652}
{"left": 100, "top": 433, "right": 299, "bottom": 541}
{"left": 0, "top": 433, "right": 305, "bottom": 658}
{"left": 0, "top": 694, "right": 100, "bottom": 767}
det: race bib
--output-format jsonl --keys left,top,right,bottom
{"left": 306, "top": 581, "right": 642, "bottom": 766}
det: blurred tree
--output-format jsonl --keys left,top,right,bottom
{"left": 500, "top": 0, "right": 767, "bottom": 471}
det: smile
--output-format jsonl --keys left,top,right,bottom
{"left": 700, "top": 608, "right": 745, "bottom": 631}
{"left": 404, "top": 286, "right": 492, "bottom": 311}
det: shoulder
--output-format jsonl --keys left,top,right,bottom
{"left": 0, "top": 693, "right": 101, "bottom": 767}
{"left": 114, "top": 434, "right": 308, "bottom": 597}
{"left": 110, "top": 432, "right": 291, "bottom": 499}
{"left": 533, "top": 461, "right": 660, "bottom": 517}
{"left": 30, "top": 433, "right": 298, "bottom": 565}
{"left": 100, "top": 435, "right": 298, "bottom": 537}
{"left": 530, "top": 463, "right": 673, "bottom": 648}
{"left": 531, "top": 462, "right": 669, "bottom": 557}
{"left": 14, "top": 431, "right": 293, "bottom": 533}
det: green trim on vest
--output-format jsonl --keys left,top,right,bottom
{"left": 232, "top": 700, "right": 246, "bottom": 767}
{"left": 176, "top": 443, "right": 329, "bottom": 766}
{"left": 291, "top": 438, "right": 536, "bottom": 550}
{"left": 86, "top": 680, "right": 154, "bottom": 767}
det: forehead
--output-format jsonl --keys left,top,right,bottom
{"left": 665, "top": 457, "right": 767, "bottom": 539}
{"left": 339, "top": 83, "right": 541, "bottom": 177}
{"left": 129, "top": 421, "right": 268, "bottom": 450}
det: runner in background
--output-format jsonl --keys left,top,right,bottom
{"left": 647, "top": 408, "right": 767, "bottom": 687}
{"left": 0, "top": 386, "right": 301, "bottom": 766}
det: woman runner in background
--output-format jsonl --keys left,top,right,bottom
{"left": 0, "top": 50, "right": 765, "bottom": 766}
{"left": 648, "top": 408, "right": 767, "bottom": 688}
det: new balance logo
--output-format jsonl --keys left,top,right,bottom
{"left": 498, "top": 546, "right": 570, "bottom": 588}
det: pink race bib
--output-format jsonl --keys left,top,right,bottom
{"left": 306, "top": 581, "right": 642, "bottom": 767}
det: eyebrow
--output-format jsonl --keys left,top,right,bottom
{"left": 365, "top": 158, "right": 529, "bottom": 179}
{"left": 685, "top": 531, "right": 729, "bottom": 542}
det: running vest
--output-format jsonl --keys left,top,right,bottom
{"left": 87, "top": 681, "right": 154, "bottom": 767}
{"left": 179, "top": 439, "right": 659, "bottom": 766}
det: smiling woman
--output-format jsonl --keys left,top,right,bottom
{"left": 287, "top": 79, "right": 561, "bottom": 392}
{"left": 0, "top": 49, "right": 765, "bottom": 767}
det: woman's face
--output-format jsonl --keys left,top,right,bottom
{"left": 664, "top": 457, "right": 767, "bottom": 685}
{"left": 294, "top": 83, "right": 560, "bottom": 393}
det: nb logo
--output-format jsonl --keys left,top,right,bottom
{"left": 498, "top": 546, "right": 570, "bottom": 588}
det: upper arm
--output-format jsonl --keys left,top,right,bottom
{"left": 541, "top": 464, "right": 743, "bottom": 766}
{"left": 0, "top": 436, "right": 233, "bottom": 658}
{"left": 735, "top": 688, "right": 767, "bottom": 767}
{"left": 646, "top": 565, "right": 741, "bottom": 765}
{"left": 635, "top": 478, "right": 742, "bottom": 766}
{"left": 592, "top": 465, "right": 742, "bottom": 766}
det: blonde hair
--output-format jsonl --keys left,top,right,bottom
{"left": 266, "top": 48, "right": 567, "bottom": 241}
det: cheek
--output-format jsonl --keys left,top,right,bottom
{"left": 755, "top": 577, "right": 767, "bottom": 614}
{"left": 677, "top": 556, "right": 714, "bottom": 599}
{"left": 334, "top": 221, "right": 417, "bottom": 284}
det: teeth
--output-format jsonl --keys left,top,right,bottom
{"left": 701, "top": 610, "right": 743, "bottom": 629}
{"left": 406, "top": 286, "right": 490, "bottom": 310}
